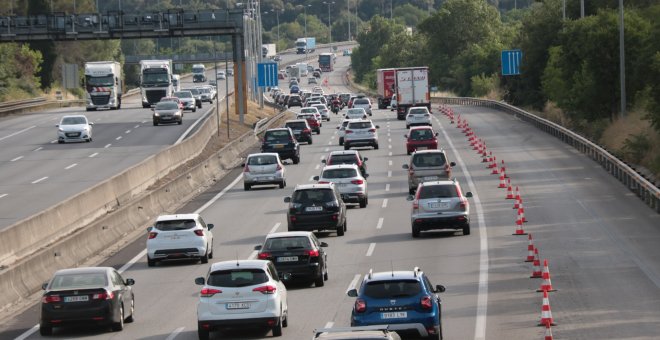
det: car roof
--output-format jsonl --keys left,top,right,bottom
{"left": 285, "top": 119, "right": 308, "bottom": 124}
{"left": 156, "top": 213, "right": 200, "bottom": 221}
{"left": 412, "top": 149, "right": 446, "bottom": 155}
{"left": 266, "top": 128, "right": 291, "bottom": 132}
{"left": 61, "top": 114, "right": 88, "bottom": 119}
{"left": 209, "top": 260, "right": 270, "bottom": 271}
{"left": 329, "top": 150, "right": 359, "bottom": 156}
{"left": 267, "top": 231, "right": 314, "bottom": 239}
{"left": 294, "top": 183, "right": 334, "bottom": 190}
{"left": 367, "top": 270, "right": 424, "bottom": 282}
{"left": 247, "top": 152, "right": 280, "bottom": 158}
{"left": 409, "top": 126, "right": 433, "bottom": 131}
{"left": 419, "top": 180, "right": 457, "bottom": 187}
{"left": 53, "top": 267, "right": 111, "bottom": 276}
{"left": 322, "top": 164, "right": 360, "bottom": 171}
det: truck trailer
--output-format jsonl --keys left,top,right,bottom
{"left": 295, "top": 37, "right": 316, "bottom": 54}
{"left": 84, "top": 61, "right": 122, "bottom": 111}
{"left": 394, "top": 66, "right": 431, "bottom": 120}
{"left": 376, "top": 68, "right": 396, "bottom": 109}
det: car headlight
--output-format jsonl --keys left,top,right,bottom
{"left": 175, "top": 111, "right": 181, "bottom": 116}
{"left": 153, "top": 112, "right": 160, "bottom": 117}
{"left": 58, "top": 128, "right": 64, "bottom": 132}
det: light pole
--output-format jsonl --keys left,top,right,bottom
{"left": 303, "top": 4, "right": 311, "bottom": 59}
{"left": 323, "top": 1, "right": 335, "bottom": 44}
{"left": 347, "top": 0, "right": 351, "bottom": 40}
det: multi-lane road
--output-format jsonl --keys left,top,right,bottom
{"left": 2, "top": 49, "right": 660, "bottom": 340}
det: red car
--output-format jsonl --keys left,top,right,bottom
{"left": 405, "top": 126, "right": 438, "bottom": 155}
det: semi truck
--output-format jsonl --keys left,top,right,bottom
{"left": 318, "top": 53, "right": 334, "bottom": 72}
{"left": 192, "top": 64, "right": 206, "bottom": 83}
{"left": 295, "top": 37, "right": 316, "bottom": 54}
{"left": 376, "top": 68, "right": 396, "bottom": 109}
{"left": 140, "top": 60, "right": 174, "bottom": 108}
{"left": 394, "top": 66, "right": 430, "bottom": 120}
{"left": 262, "top": 44, "right": 277, "bottom": 58}
{"left": 84, "top": 61, "right": 122, "bottom": 111}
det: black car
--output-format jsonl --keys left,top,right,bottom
{"left": 287, "top": 94, "right": 303, "bottom": 108}
{"left": 192, "top": 73, "right": 206, "bottom": 83}
{"left": 261, "top": 128, "right": 300, "bottom": 164}
{"left": 40, "top": 267, "right": 135, "bottom": 335}
{"left": 255, "top": 231, "right": 329, "bottom": 286}
{"left": 284, "top": 184, "right": 347, "bottom": 236}
{"left": 313, "top": 71, "right": 321, "bottom": 78}
{"left": 284, "top": 119, "right": 313, "bottom": 144}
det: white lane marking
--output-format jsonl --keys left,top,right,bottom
{"left": 309, "top": 176, "right": 315, "bottom": 182}
{"left": 50, "top": 140, "right": 57, "bottom": 144}
{"left": 387, "top": 170, "right": 392, "bottom": 178}
{"left": 269, "top": 223, "right": 281, "bottom": 234}
{"left": 116, "top": 136, "right": 122, "bottom": 140}
{"left": 434, "top": 116, "right": 489, "bottom": 340}
{"left": 142, "top": 120, "right": 147, "bottom": 124}
{"left": 13, "top": 325, "right": 38, "bottom": 340}
{"left": 324, "top": 147, "right": 329, "bottom": 152}
{"left": 366, "top": 243, "right": 376, "bottom": 256}
{"left": 324, "top": 321, "right": 334, "bottom": 329}
{"left": 32, "top": 177, "right": 48, "bottom": 184}
{"left": 388, "top": 152, "right": 392, "bottom": 156}
{"left": 165, "top": 327, "right": 185, "bottom": 340}
{"left": 320, "top": 155, "right": 325, "bottom": 160}
{"left": 315, "top": 164, "right": 320, "bottom": 170}
{"left": 65, "top": 163, "right": 77, "bottom": 170}
{"left": 125, "top": 130, "right": 131, "bottom": 134}
{"left": 89, "top": 152, "right": 99, "bottom": 158}
{"left": 0, "top": 194, "right": 8, "bottom": 199}
{"left": 175, "top": 98, "right": 224, "bottom": 145}
{"left": 382, "top": 199, "right": 388, "bottom": 208}
{"left": 327, "top": 141, "right": 332, "bottom": 145}
{"left": 104, "top": 144, "right": 112, "bottom": 148}
{"left": 134, "top": 125, "right": 140, "bottom": 129}
{"left": 376, "top": 217, "right": 384, "bottom": 229}
{"left": 385, "top": 184, "right": 390, "bottom": 192}
{"left": 388, "top": 138, "right": 391, "bottom": 143}
{"left": 11, "top": 156, "right": 23, "bottom": 162}
{"left": 248, "top": 250, "right": 258, "bottom": 260}
{"left": 347, "top": 274, "right": 361, "bottom": 292}
{"left": 33, "top": 147, "right": 43, "bottom": 152}
{"left": 388, "top": 160, "right": 392, "bottom": 166}
{"left": 196, "top": 174, "right": 242, "bottom": 213}
{"left": 0, "top": 125, "right": 35, "bottom": 142}
{"left": 388, "top": 145, "right": 392, "bottom": 149}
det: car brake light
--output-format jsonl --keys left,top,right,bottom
{"left": 257, "top": 252, "right": 271, "bottom": 260}
{"left": 303, "top": 128, "right": 311, "bottom": 133}
{"left": 421, "top": 295, "right": 433, "bottom": 310}
{"left": 200, "top": 288, "right": 222, "bottom": 297}
{"left": 253, "top": 285, "right": 277, "bottom": 294}
{"left": 460, "top": 198, "right": 468, "bottom": 211}
{"left": 306, "top": 249, "right": 320, "bottom": 257}
{"left": 318, "top": 181, "right": 330, "bottom": 184}
{"left": 345, "top": 130, "right": 353, "bottom": 134}
{"left": 355, "top": 298, "right": 367, "bottom": 313}
{"left": 412, "top": 200, "right": 419, "bottom": 210}
{"left": 148, "top": 232, "right": 158, "bottom": 239}
{"left": 194, "top": 230, "right": 204, "bottom": 236}
{"left": 243, "top": 165, "right": 250, "bottom": 172}
{"left": 276, "top": 164, "right": 282, "bottom": 171}
{"left": 331, "top": 213, "right": 339, "bottom": 221}
{"left": 93, "top": 290, "right": 114, "bottom": 300}
{"left": 42, "top": 295, "right": 61, "bottom": 304}
{"left": 351, "top": 179, "right": 364, "bottom": 185}
{"left": 368, "top": 129, "right": 376, "bottom": 133}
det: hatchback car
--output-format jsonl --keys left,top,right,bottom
{"left": 408, "top": 180, "right": 473, "bottom": 237}
{"left": 314, "top": 164, "right": 369, "bottom": 208}
{"left": 347, "top": 268, "right": 446, "bottom": 340}
{"left": 146, "top": 214, "right": 214, "bottom": 266}
{"left": 402, "top": 150, "right": 456, "bottom": 195}
{"left": 312, "top": 104, "right": 330, "bottom": 121}
{"left": 216, "top": 70, "right": 226, "bottom": 79}
{"left": 284, "top": 119, "right": 313, "bottom": 144}
{"left": 322, "top": 150, "right": 368, "bottom": 176}
{"left": 297, "top": 113, "right": 321, "bottom": 134}
{"left": 405, "top": 107, "right": 432, "bottom": 128}
{"left": 195, "top": 260, "right": 289, "bottom": 339}
{"left": 152, "top": 101, "right": 183, "bottom": 126}
{"left": 344, "top": 120, "right": 380, "bottom": 150}
{"left": 159, "top": 96, "right": 184, "bottom": 110}
{"left": 197, "top": 87, "right": 214, "bottom": 103}
{"left": 284, "top": 184, "right": 348, "bottom": 236}
{"left": 255, "top": 231, "right": 329, "bottom": 286}
{"left": 261, "top": 128, "right": 301, "bottom": 164}
{"left": 287, "top": 94, "right": 303, "bottom": 107}
{"left": 183, "top": 88, "right": 204, "bottom": 108}
{"left": 405, "top": 126, "right": 439, "bottom": 155}
{"left": 173, "top": 90, "right": 197, "bottom": 112}
{"left": 352, "top": 97, "right": 373, "bottom": 116}
{"left": 242, "top": 153, "right": 286, "bottom": 190}
{"left": 313, "top": 326, "right": 402, "bottom": 340}
{"left": 56, "top": 115, "right": 93, "bottom": 143}
{"left": 39, "top": 267, "right": 135, "bottom": 335}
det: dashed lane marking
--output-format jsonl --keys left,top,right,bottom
{"left": 89, "top": 152, "right": 99, "bottom": 158}
{"left": 165, "top": 327, "right": 185, "bottom": 340}
{"left": 366, "top": 243, "right": 376, "bottom": 256}
{"left": 31, "top": 176, "right": 48, "bottom": 184}
{"left": 65, "top": 163, "right": 77, "bottom": 170}
{"left": 347, "top": 274, "right": 361, "bottom": 293}
{"left": 0, "top": 125, "right": 36, "bottom": 142}
{"left": 116, "top": 136, "right": 122, "bottom": 140}
{"left": 10, "top": 156, "right": 23, "bottom": 162}
{"left": 33, "top": 147, "right": 43, "bottom": 152}
{"left": 125, "top": 130, "right": 131, "bottom": 134}
{"left": 269, "top": 223, "right": 281, "bottom": 234}
{"left": 376, "top": 217, "right": 384, "bottom": 229}
{"left": 385, "top": 184, "right": 390, "bottom": 192}
{"left": 387, "top": 171, "right": 392, "bottom": 178}
{"left": 0, "top": 194, "right": 8, "bottom": 199}
{"left": 382, "top": 199, "right": 388, "bottom": 208}
{"left": 104, "top": 144, "right": 112, "bottom": 148}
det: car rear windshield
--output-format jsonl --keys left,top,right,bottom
{"left": 348, "top": 122, "right": 373, "bottom": 129}
{"left": 354, "top": 99, "right": 369, "bottom": 105}
{"left": 285, "top": 122, "right": 308, "bottom": 129}
{"left": 323, "top": 168, "right": 358, "bottom": 179}
{"left": 50, "top": 273, "right": 108, "bottom": 289}
{"left": 329, "top": 154, "right": 358, "bottom": 164}
{"left": 263, "top": 236, "right": 311, "bottom": 251}
{"left": 410, "top": 129, "right": 434, "bottom": 140}
{"left": 409, "top": 108, "right": 428, "bottom": 115}
{"left": 61, "top": 117, "right": 86, "bottom": 125}
{"left": 313, "top": 105, "right": 327, "bottom": 111}
{"left": 412, "top": 153, "right": 447, "bottom": 167}
{"left": 293, "top": 189, "right": 335, "bottom": 204}
{"left": 265, "top": 130, "right": 291, "bottom": 142}
{"left": 299, "top": 115, "right": 316, "bottom": 120}
{"left": 418, "top": 185, "right": 458, "bottom": 199}
{"left": 347, "top": 109, "right": 364, "bottom": 115}
{"left": 363, "top": 280, "right": 422, "bottom": 298}
{"left": 301, "top": 108, "right": 317, "bottom": 114}
{"left": 154, "top": 219, "right": 196, "bottom": 231}
{"left": 248, "top": 155, "right": 278, "bottom": 165}
{"left": 208, "top": 269, "right": 268, "bottom": 287}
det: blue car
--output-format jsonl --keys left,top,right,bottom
{"left": 290, "top": 85, "right": 300, "bottom": 94}
{"left": 347, "top": 267, "right": 445, "bottom": 339}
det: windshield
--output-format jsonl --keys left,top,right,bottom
{"left": 263, "top": 236, "right": 311, "bottom": 251}
{"left": 247, "top": 155, "right": 278, "bottom": 165}
{"left": 142, "top": 70, "right": 170, "bottom": 85}
{"left": 409, "top": 108, "right": 428, "bottom": 115}
{"left": 363, "top": 280, "right": 421, "bottom": 298}
{"left": 348, "top": 122, "right": 373, "bottom": 129}
{"left": 192, "top": 66, "right": 205, "bottom": 73}
{"left": 174, "top": 91, "right": 193, "bottom": 98}
{"left": 419, "top": 185, "right": 458, "bottom": 199}
{"left": 347, "top": 109, "right": 365, "bottom": 115}
{"left": 329, "top": 155, "right": 358, "bottom": 164}
{"left": 265, "top": 130, "right": 291, "bottom": 142}
{"left": 50, "top": 273, "right": 108, "bottom": 289}
{"left": 186, "top": 88, "right": 200, "bottom": 95}
{"left": 61, "top": 117, "right": 87, "bottom": 125}
{"left": 292, "top": 189, "right": 334, "bottom": 204}
{"left": 85, "top": 75, "right": 114, "bottom": 86}
{"left": 208, "top": 269, "right": 268, "bottom": 288}
{"left": 155, "top": 102, "right": 179, "bottom": 110}
{"left": 322, "top": 168, "right": 358, "bottom": 179}
{"left": 410, "top": 129, "right": 434, "bottom": 140}
{"left": 285, "top": 122, "right": 307, "bottom": 129}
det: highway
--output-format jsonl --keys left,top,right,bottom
{"left": 2, "top": 51, "right": 660, "bottom": 340}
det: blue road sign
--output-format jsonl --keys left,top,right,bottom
{"left": 501, "top": 49, "right": 522, "bottom": 76}
{"left": 257, "top": 62, "right": 278, "bottom": 87}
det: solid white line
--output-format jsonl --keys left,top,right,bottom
{"left": 376, "top": 217, "right": 384, "bottom": 229}
{"left": 10, "top": 156, "right": 23, "bottom": 162}
{"left": 13, "top": 325, "right": 38, "bottom": 340}
{"left": 248, "top": 250, "right": 258, "bottom": 260}
{"left": 65, "top": 163, "right": 77, "bottom": 170}
{"left": 89, "top": 152, "right": 99, "bottom": 158}
{"left": 434, "top": 116, "right": 489, "bottom": 340}
{"left": 387, "top": 170, "right": 392, "bottom": 178}
{"left": 315, "top": 164, "right": 320, "bottom": 170}
{"left": 269, "top": 223, "right": 281, "bottom": 234}
{"left": 324, "top": 147, "right": 329, "bottom": 152}
{"left": 118, "top": 249, "right": 147, "bottom": 274}
{"left": 366, "top": 243, "right": 376, "bottom": 256}
{"left": 382, "top": 199, "right": 388, "bottom": 208}
{"left": 31, "top": 176, "right": 48, "bottom": 184}
{"left": 0, "top": 125, "right": 35, "bottom": 142}
{"left": 134, "top": 125, "right": 140, "bottom": 129}
{"left": 0, "top": 194, "right": 8, "bottom": 199}
{"left": 347, "top": 274, "right": 361, "bottom": 292}
{"left": 195, "top": 174, "right": 242, "bottom": 213}
{"left": 165, "top": 327, "right": 185, "bottom": 340}
{"left": 324, "top": 321, "right": 334, "bottom": 329}
{"left": 116, "top": 136, "right": 122, "bottom": 140}
{"left": 33, "top": 147, "right": 42, "bottom": 151}
{"left": 104, "top": 144, "right": 112, "bottom": 148}
{"left": 125, "top": 130, "right": 131, "bottom": 134}
{"left": 385, "top": 184, "right": 390, "bottom": 192}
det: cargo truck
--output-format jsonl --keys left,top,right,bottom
{"left": 262, "top": 44, "right": 277, "bottom": 58}
{"left": 318, "top": 53, "right": 334, "bottom": 72}
{"left": 376, "top": 68, "right": 396, "bottom": 109}
{"left": 84, "top": 61, "right": 123, "bottom": 111}
{"left": 140, "top": 60, "right": 174, "bottom": 108}
{"left": 295, "top": 37, "right": 316, "bottom": 54}
{"left": 395, "top": 67, "right": 431, "bottom": 120}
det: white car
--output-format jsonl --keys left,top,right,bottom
{"left": 344, "top": 108, "right": 368, "bottom": 120}
{"left": 217, "top": 70, "right": 226, "bottom": 79}
{"left": 405, "top": 106, "right": 432, "bottom": 129}
{"left": 242, "top": 153, "right": 286, "bottom": 190}
{"left": 351, "top": 97, "right": 372, "bottom": 116}
{"left": 312, "top": 86, "right": 324, "bottom": 94}
{"left": 314, "top": 164, "right": 369, "bottom": 208}
{"left": 336, "top": 119, "right": 355, "bottom": 145}
{"left": 344, "top": 119, "right": 379, "bottom": 150}
{"left": 57, "top": 115, "right": 93, "bottom": 143}
{"left": 312, "top": 104, "right": 330, "bottom": 121}
{"left": 146, "top": 214, "right": 214, "bottom": 267}
{"left": 195, "top": 260, "right": 289, "bottom": 339}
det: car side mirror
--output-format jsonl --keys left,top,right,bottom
{"left": 402, "top": 164, "right": 409, "bottom": 170}
{"left": 283, "top": 197, "right": 291, "bottom": 203}
{"left": 146, "top": 226, "right": 153, "bottom": 232}
{"left": 254, "top": 245, "right": 262, "bottom": 251}
{"left": 281, "top": 273, "right": 292, "bottom": 281}
{"left": 313, "top": 176, "right": 320, "bottom": 181}
{"left": 125, "top": 278, "right": 135, "bottom": 286}
{"left": 89, "top": 122, "right": 94, "bottom": 125}
{"left": 435, "top": 284, "right": 446, "bottom": 293}
{"left": 363, "top": 157, "right": 368, "bottom": 161}
{"left": 207, "top": 224, "right": 214, "bottom": 230}
{"left": 450, "top": 162, "right": 457, "bottom": 167}
{"left": 364, "top": 174, "right": 369, "bottom": 178}
{"left": 407, "top": 195, "right": 414, "bottom": 201}
{"left": 194, "top": 277, "right": 205, "bottom": 285}
{"left": 347, "top": 289, "right": 358, "bottom": 297}
{"left": 241, "top": 163, "right": 245, "bottom": 167}
{"left": 465, "top": 192, "right": 473, "bottom": 198}
{"left": 42, "top": 282, "right": 49, "bottom": 290}
{"left": 435, "top": 133, "right": 439, "bottom": 136}
{"left": 320, "top": 242, "right": 328, "bottom": 247}
{"left": 55, "top": 124, "right": 59, "bottom": 127}
{"left": 321, "top": 159, "right": 326, "bottom": 163}
{"left": 404, "top": 134, "right": 408, "bottom": 138}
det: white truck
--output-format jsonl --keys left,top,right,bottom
{"left": 84, "top": 61, "right": 123, "bottom": 111}
{"left": 394, "top": 66, "right": 431, "bottom": 120}
{"left": 262, "top": 44, "right": 276, "bottom": 58}
{"left": 296, "top": 62, "right": 309, "bottom": 77}
{"left": 140, "top": 60, "right": 174, "bottom": 108}
{"left": 172, "top": 74, "right": 181, "bottom": 92}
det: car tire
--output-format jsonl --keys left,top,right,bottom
{"left": 111, "top": 305, "right": 124, "bottom": 331}
{"left": 292, "top": 156, "right": 300, "bottom": 164}
{"left": 200, "top": 250, "right": 209, "bottom": 264}
{"left": 344, "top": 144, "right": 350, "bottom": 150}
{"left": 58, "top": 140, "right": 64, "bottom": 144}
{"left": 208, "top": 242, "right": 214, "bottom": 259}
{"left": 337, "top": 223, "right": 345, "bottom": 236}
{"left": 153, "top": 121, "right": 158, "bottom": 126}
{"left": 192, "top": 107, "right": 197, "bottom": 112}
{"left": 309, "top": 138, "right": 313, "bottom": 145}
{"left": 463, "top": 224, "right": 471, "bottom": 236}
{"left": 374, "top": 143, "right": 379, "bottom": 150}
{"left": 178, "top": 119, "right": 182, "bottom": 125}
{"left": 412, "top": 226, "right": 421, "bottom": 238}
{"left": 409, "top": 188, "right": 415, "bottom": 195}
{"left": 125, "top": 298, "right": 135, "bottom": 323}
{"left": 279, "top": 181, "right": 285, "bottom": 189}
{"left": 282, "top": 310, "right": 288, "bottom": 327}
{"left": 198, "top": 326, "right": 210, "bottom": 340}
{"left": 272, "top": 315, "right": 283, "bottom": 337}
{"left": 147, "top": 257, "right": 156, "bottom": 267}
{"left": 315, "top": 269, "right": 325, "bottom": 287}
{"left": 39, "top": 324, "right": 52, "bottom": 336}
{"left": 407, "top": 150, "right": 411, "bottom": 155}
{"left": 359, "top": 197, "right": 367, "bottom": 208}
{"left": 339, "top": 137, "right": 343, "bottom": 146}
{"left": 244, "top": 183, "right": 251, "bottom": 191}
{"left": 406, "top": 124, "right": 410, "bottom": 129}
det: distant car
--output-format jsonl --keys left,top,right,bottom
{"left": 408, "top": 179, "right": 473, "bottom": 237}
{"left": 284, "top": 184, "right": 347, "bottom": 236}
{"left": 209, "top": 79, "right": 217, "bottom": 86}
{"left": 159, "top": 96, "right": 184, "bottom": 110}
{"left": 308, "top": 77, "right": 318, "bottom": 84}
{"left": 390, "top": 94, "right": 397, "bottom": 111}
{"left": 313, "top": 71, "right": 321, "bottom": 78}
{"left": 314, "top": 164, "right": 369, "bottom": 208}
{"left": 242, "top": 153, "right": 286, "bottom": 190}
{"left": 261, "top": 128, "right": 301, "bottom": 164}
{"left": 312, "top": 86, "right": 324, "bottom": 94}
{"left": 311, "top": 104, "right": 330, "bottom": 121}
{"left": 313, "top": 326, "right": 402, "bottom": 340}
{"left": 344, "top": 108, "right": 368, "bottom": 120}
{"left": 352, "top": 97, "right": 372, "bottom": 116}
{"left": 226, "top": 68, "right": 234, "bottom": 76}
{"left": 197, "top": 87, "right": 214, "bottom": 103}
{"left": 405, "top": 126, "right": 439, "bottom": 155}
{"left": 290, "top": 85, "right": 301, "bottom": 94}
{"left": 193, "top": 73, "right": 206, "bottom": 83}
{"left": 56, "top": 115, "right": 93, "bottom": 143}
{"left": 195, "top": 260, "right": 289, "bottom": 339}
{"left": 336, "top": 119, "right": 354, "bottom": 146}
{"left": 402, "top": 149, "right": 456, "bottom": 195}
{"left": 254, "top": 231, "right": 329, "bottom": 287}
{"left": 343, "top": 49, "right": 352, "bottom": 56}
{"left": 405, "top": 107, "right": 432, "bottom": 129}
{"left": 344, "top": 120, "right": 380, "bottom": 150}
{"left": 322, "top": 150, "right": 368, "bottom": 176}
{"left": 152, "top": 101, "right": 183, "bottom": 126}
{"left": 184, "top": 88, "right": 204, "bottom": 108}
{"left": 173, "top": 91, "right": 197, "bottom": 112}
{"left": 39, "top": 267, "right": 135, "bottom": 335}
{"left": 216, "top": 70, "right": 226, "bottom": 79}
{"left": 146, "top": 213, "right": 214, "bottom": 266}
{"left": 273, "top": 55, "right": 282, "bottom": 61}
{"left": 347, "top": 267, "right": 445, "bottom": 339}
{"left": 297, "top": 113, "right": 321, "bottom": 134}
{"left": 284, "top": 119, "right": 313, "bottom": 144}
{"left": 278, "top": 73, "right": 286, "bottom": 80}
{"left": 289, "top": 80, "right": 299, "bottom": 88}
{"left": 287, "top": 94, "right": 303, "bottom": 107}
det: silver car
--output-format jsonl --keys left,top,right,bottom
{"left": 407, "top": 179, "right": 473, "bottom": 237}
{"left": 336, "top": 119, "right": 355, "bottom": 146}
{"left": 343, "top": 119, "right": 379, "bottom": 150}
{"left": 242, "top": 153, "right": 287, "bottom": 190}
{"left": 352, "top": 97, "right": 372, "bottom": 116}
{"left": 314, "top": 164, "right": 368, "bottom": 208}
{"left": 173, "top": 91, "right": 197, "bottom": 112}
{"left": 405, "top": 106, "right": 432, "bottom": 129}
{"left": 197, "top": 87, "right": 214, "bottom": 103}
{"left": 402, "top": 149, "right": 456, "bottom": 195}
{"left": 312, "top": 104, "right": 330, "bottom": 121}
{"left": 57, "top": 115, "right": 93, "bottom": 143}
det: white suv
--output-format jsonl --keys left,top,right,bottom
{"left": 195, "top": 260, "right": 289, "bottom": 339}
{"left": 405, "top": 106, "right": 432, "bottom": 129}
{"left": 314, "top": 164, "right": 369, "bottom": 208}
{"left": 344, "top": 120, "right": 380, "bottom": 150}
{"left": 146, "top": 214, "right": 214, "bottom": 267}
{"left": 351, "top": 97, "right": 372, "bottom": 116}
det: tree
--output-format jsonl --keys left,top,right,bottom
{"left": 352, "top": 16, "right": 407, "bottom": 82}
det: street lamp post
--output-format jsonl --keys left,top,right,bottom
{"left": 303, "top": 4, "right": 311, "bottom": 60}
{"left": 323, "top": 1, "right": 335, "bottom": 44}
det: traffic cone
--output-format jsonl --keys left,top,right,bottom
{"left": 519, "top": 206, "right": 528, "bottom": 223}
{"left": 505, "top": 182, "right": 515, "bottom": 199}
{"left": 537, "top": 259, "right": 557, "bottom": 292}
{"left": 513, "top": 196, "right": 522, "bottom": 209}
{"left": 525, "top": 234, "right": 535, "bottom": 262}
{"left": 482, "top": 150, "right": 491, "bottom": 163}
{"left": 514, "top": 186, "right": 521, "bottom": 201}
{"left": 544, "top": 324, "right": 554, "bottom": 340}
{"left": 498, "top": 173, "right": 507, "bottom": 188}
{"left": 530, "top": 249, "right": 542, "bottom": 278}
{"left": 481, "top": 145, "right": 488, "bottom": 157}
{"left": 513, "top": 219, "right": 527, "bottom": 235}
{"left": 500, "top": 159, "right": 506, "bottom": 173}
{"left": 488, "top": 155, "right": 497, "bottom": 169}
{"left": 491, "top": 158, "right": 499, "bottom": 174}
{"left": 539, "top": 290, "right": 556, "bottom": 326}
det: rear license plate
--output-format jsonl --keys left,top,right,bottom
{"left": 277, "top": 256, "right": 298, "bottom": 262}
{"left": 226, "top": 302, "right": 250, "bottom": 310}
{"left": 423, "top": 176, "right": 438, "bottom": 181}
{"left": 274, "top": 144, "right": 284, "bottom": 149}
{"left": 430, "top": 202, "right": 450, "bottom": 209}
{"left": 305, "top": 206, "right": 323, "bottom": 212}
{"left": 381, "top": 312, "right": 407, "bottom": 319}
{"left": 64, "top": 295, "right": 89, "bottom": 303}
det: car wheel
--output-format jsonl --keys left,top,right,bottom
{"left": 409, "top": 188, "right": 415, "bottom": 195}
{"left": 324, "top": 265, "right": 329, "bottom": 281}
{"left": 125, "top": 298, "right": 135, "bottom": 323}
{"left": 282, "top": 310, "right": 288, "bottom": 327}
{"left": 200, "top": 250, "right": 209, "bottom": 264}
{"left": 412, "top": 226, "right": 421, "bottom": 238}
{"left": 292, "top": 156, "right": 300, "bottom": 164}
{"left": 193, "top": 107, "right": 197, "bottom": 113}
{"left": 463, "top": 224, "right": 471, "bottom": 236}
{"left": 244, "top": 183, "right": 251, "bottom": 191}
{"left": 407, "top": 150, "right": 411, "bottom": 155}
{"left": 359, "top": 197, "right": 367, "bottom": 208}
{"left": 315, "top": 266, "right": 325, "bottom": 287}
{"left": 198, "top": 326, "right": 210, "bottom": 340}
{"left": 337, "top": 222, "right": 345, "bottom": 236}
{"left": 147, "top": 257, "right": 156, "bottom": 267}
{"left": 317, "top": 129, "right": 321, "bottom": 135}
{"left": 279, "top": 181, "right": 285, "bottom": 189}
{"left": 344, "top": 144, "right": 350, "bottom": 150}
{"left": 111, "top": 304, "right": 124, "bottom": 331}
{"left": 153, "top": 121, "right": 158, "bottom": 126}
{"left": 406, "top": 124, "right": 410, "bottom": 129}
{"left": 374, "top": 143, "right": 379, "bottom": 150}
{"left": 39, "top": 324, "right": 53, "bottom": 336}
{"left": 309, "top": 138, "right": 313, "bottom": 145}
{"left": 339, "top": 137, "right": 343, "bottom": 146}
{"left": 57, "top": 140, "right": 64, "bottom": 144}
{"left": 208, "top": 242, "right": 214, "bottom": 259}
{"left": 272, "top": 314, "right": 283, "bottom": 337}
{"left": 178, "top": 120, "right": 182, "bottom": 125}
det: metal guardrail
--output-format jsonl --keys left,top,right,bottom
{"left": 0, "top": 97, "right": 46, "bottom": 110}
{"left": 432, "top": 97, "right": 660, "bottom": 213}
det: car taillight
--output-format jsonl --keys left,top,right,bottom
{"left": 306, "top": 249, "right": 320, "bottom": 257}
{"left": 318, "top": 181, "right": 330, "bottom": 184}
{"left": 243, "top": 165, "right": 250, "bottom": 172}
{"left": 351, "top": 179, "right": 364, "bottom": 185}
{"left": 93, "top": 290, "right": 114, "bottom": 300}
{"left": 355, "top": 298, "right": 367, "bottom": 313}
{"left": 200, "top": 288, "right": 222, "bottom": 297}
{"left": 253, "top": 285, "right": 277, "bottom": 294}
{"left": 276, "top": 164, "right": 282, "bottom": 171}
{"left": 460, "top": 198, "right": 468, "bottom": 211}
{"left": 194, "top": 230, "right": 204, "bottom": 237}
{"left": 42, "top": 295, "right": 61, "bottom": 304}
{"left": 148, "top": 232, "right": 158, "bottom": 239}
{"left": 257, "top": 252, "right": 272, "bottom": 260}
{"left": 303, "top": 128, "right": 311, "bottom": 133}
{"left": 412, "top": 200, "right": 419, "bottom": 210}
{"left": 368, "top": 129, "right": 376, "bottom": 133}
{"left": 345, "top": 130, "right": 353, "bottom": 134}
{"left": 421, "top": 295, "right": 433, "bottom": 310}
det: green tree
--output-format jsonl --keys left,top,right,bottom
{"left": 352, "top": 16, "right": 407, "bottom": 82}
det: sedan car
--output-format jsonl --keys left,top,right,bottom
{"left": 152, "top": 101, "right": 183, "bottom": 126}
{"left": 56, "top": 115, "right": 93, "bottom": 143}
{"left": 197, "top": 87, "right": 214, "bottom": 103}
{"left": 352, "top": 97, "right": 372, "bottom": 116}
{"left": 314, "top": 164, "right": 368, "bottom": 208}
{"left": 344, "top": 108, "right": 368, "bottom": 120}
{"left": 255, "top": 231, "right": 328, "bottom": 286}
{"left": 146, "top": 213, "right": 214, "bottom": 266}
{"left": 173, "top": 91, "right": 197, "bottom": 112}
{"left": 312, "top": 104, "right": 330, "bottom": 121}
{"left": 297, "top": 113, "right": 321, "bottom": 134}
{"left": 284, "top": 184, "right": 347, "bottom": 236}
{"left": 406, "top": 126, "right": 439, "bottom": 155}
{"left": 242, "top": 153, "right": 286, "bottom": 190}
{"left": 405, "top": 106, "right": 432, "bottom": 128}
{"left": 195, "top": 260, "right": 289, "bottom": 339}
{"left": 39, "top": 267, "right": 135, "bottom": 335}
{"left": 408, "top": 179, "right": 473, "bottom": 237}
{"left": 322, "top": 150, "right": 368, "bottom": 176}
{"left": 183, "top": 88, "right": 203, "bottom": 108}
{"left": 159, "top": 96, "right": 184, "bottom": 110}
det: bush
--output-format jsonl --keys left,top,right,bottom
{"left": 622, "top": 133, "right": 651, "bottom": 163}
{"left": 471, "top": 73, "right": 499, "bottom": 98}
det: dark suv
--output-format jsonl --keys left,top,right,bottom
{"left": 288, "top": 94, "right": 303, "bottom": 108}
{"left": 284, "top": 119, "right": 313, "bottom": 144}
{"left": 261, "top": 128, "right": 300, "bottom": 164}
{"left": 284, "top": 184, "right": 347, "bottom": 236}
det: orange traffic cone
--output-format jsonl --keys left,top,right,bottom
{"left": 500, "top": 160, "right": 506, "bottom": 173}
{"left": 481, "top": 145, "right": 488, "bottom": 157}
{"left": 489, "top": 155, "right": 497, "bottom": 169}
{"left": 513, "top": 218, "right": 528, "bottom": 235}
{"left": 506, "top": 181, "right": 514, "bottom": 199}
{"left": 539, "top": 290, "right": 556, "bottom": 326}
{"left": 513, "top": 196, "right": 522, "bottom": 209}
{"left": 530, "top": 249, "right": 542, "bottom": 278}
{"left": 525, "top": 234, "right": 535, "bottom": 262}
{"left": 498, "top": 173, "right": 507, "bottom": 188}
{"left": 544, "top": 324, "right": 554, "bottom": 340}
{"left": 537, "top": 259, "right": 557, "bottom": 292}
{"left": 519, "top": 206, "right": 528, "bottom": 223}
{"left": 482, "top": 150, "right": 491, "bottom": 163}
{"left": 491, "top": 158, "right": 499, "bottom": 174}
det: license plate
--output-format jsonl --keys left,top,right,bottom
{"left": 430, "top": 202, "right": 450, "bottom": 209}
{"left": 306, "top": 206, "right": 323, "bottom": 212}
{"left": 258, "top": 176, "right": 274, "bottom": 181}
{"left": 66, "top": 133, "right": 80, "bottom": 137}
{"left": 274, "top": 144, "right": 284, "bottom": 149}
{"left": 277, "top": 256, "right": 298, "bottom": 262}
{"left": 64, "top": 295, "right": 89, "bottom": 303}
{"left": 226, "top": 302, "right": 250, "bottom": 310}
{"left": 381, "top": 312, "right": 407, "bottom": 319}
{"left": 423, "top": 176, "right": 438, "bottom": 181}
